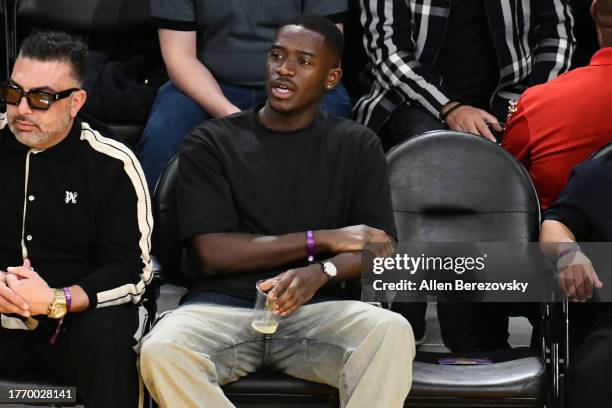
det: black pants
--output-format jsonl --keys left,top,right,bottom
{"left": 378, "top": 103, "right": 446, "bottom": 151}
{"left": 567, "top": 303, "right": 612, "bottom": 408}
{"left": 437, "top": 302, "right": 540, "bottom": 352}
{"left": 378, "top": 102, "right": 507, "bottom": 152}
{"left": 0, "top": 303, "right": 140, "bottom": 408}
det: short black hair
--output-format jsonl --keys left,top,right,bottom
{"left": 18, "top": 31, "right": 88, "bottom": 84}
{"left": 279, "top": 14, "right": 344, "bottom": 60}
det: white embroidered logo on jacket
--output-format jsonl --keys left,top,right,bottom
{"left": 65, "top": 191, "right": 78, "bottom": 204}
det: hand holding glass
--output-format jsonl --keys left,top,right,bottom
{"left": 251, "top": 280, "right": 280, "bottom": 334}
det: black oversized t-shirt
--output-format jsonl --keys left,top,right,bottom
{"left": 178, "top": 107, "right": 396, "bottom": 301}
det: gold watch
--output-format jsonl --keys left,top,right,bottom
{"left": 47, "top": 288, "right": 67, "bottom": 319}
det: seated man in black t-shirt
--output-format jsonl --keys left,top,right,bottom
{"left": 140, "top": 15, "right": 415, "bottom": 408}
{"left": 540, "top": 155, "right": 612, "bottom": 408}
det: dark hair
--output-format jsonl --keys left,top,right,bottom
{"left": 279, "top": 14, "right": 344, "bottom": 59}
{"left": 18, "top": 31, "right": 88, "bottom": 84}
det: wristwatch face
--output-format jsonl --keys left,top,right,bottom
{"left": 48, "top": 289, "right": 67, "bottom": 319}
{"left": 48, "top": 302, "right": 67, "bottom": 319}
{"left": 323, "top": 261, "right": 337, "bottom": 279}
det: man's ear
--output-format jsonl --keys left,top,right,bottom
{"left": 325, "top": 67, "right": 343, "bottom": 91}
{"left": 70, "top": 89, "right": 87, "bottom": 118}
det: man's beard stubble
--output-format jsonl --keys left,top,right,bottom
{"left": 8, "top": 110, "right": 72, "bottom": 149}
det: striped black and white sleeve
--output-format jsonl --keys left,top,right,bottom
{"left": 78, "top": 124, "right": 154, "bottom": 309}
{"left": 359, "top": 0, "right": 454, "bottom": 118}
{"left": 531, "top": 0, "right": 575, "bottom": 84}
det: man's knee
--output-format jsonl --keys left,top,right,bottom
{"left": 140, "top": 337, "right": 175, "bottom": 376}
{"left": 369, "top": 307, "right": 415, "bottom": 356}
{"left": 380, "top": 309, "right": 414, "bottom": 339}
{"left": 140, "top": 334, "right": 219, "bottom": 386}
{"left": 139, "top": 317, "right": 203, "bottom": 376}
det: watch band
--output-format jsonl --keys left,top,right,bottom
{"left": 47, "top": 288, "right": 67, "bottom": 318}
{"left": 49, "top": 287, "right": 71, "bottom": 346}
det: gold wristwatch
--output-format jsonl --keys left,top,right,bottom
{"left": 47, "top": 288, "right": 68, "bottom": 319}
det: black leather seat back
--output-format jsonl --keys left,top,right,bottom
{"left": 152, "top": 156, "right": 185, "bottom": 285}
{"left": 387, "top": 131, "right": 540, "bottom": 242}
{"left": 17, "top": 0, "right": 151, "bottom": 32}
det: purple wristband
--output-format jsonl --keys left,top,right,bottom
{"left": 63, "top": 287, "right": 72, "bottom": 313}
{"left": 306, "top": 230, "right": 315, "bottom": 263}
{"left": 559, "top": 245, "right": 581, "bottom": 259}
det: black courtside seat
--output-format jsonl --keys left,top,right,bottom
{"left": 152, "top": 156, "right": 339, "bottom": 408}
{"left": 222, "top": 372, "right": 339, "bottom": 406}
{"left": 410, "top": 349, "right": 547, "bottom": 407}
{"left": 387, "top": 131, "right": 552, "bottom": 407}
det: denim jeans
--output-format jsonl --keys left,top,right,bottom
{"left": 136, "top": 80, "right": 352, "bottom": 191}
{"left": 140, "top": 300, "right": 415, "bottom": 408}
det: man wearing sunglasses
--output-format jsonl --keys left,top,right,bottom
{"left": 0, "top": 31, "right": 152, "bottom": 408}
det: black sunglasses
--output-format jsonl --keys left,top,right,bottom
{"left": 0, "top": 83, "right": 79, "bottom": 111}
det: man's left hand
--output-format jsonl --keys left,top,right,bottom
{"left": 261, "top": 264, "right": 327, "bottom": 317}
{"left": 6, "top": 259, "right": 54, "bottom": 316}
{"left": 445, "top": 104, "right": 502, "bottom": 142}
{"left": 556, "top": 251, "right": 603, "bottom": 302}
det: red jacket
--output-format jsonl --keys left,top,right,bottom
{"left": 503, "top": 48, "right": 612, "bottom": 210}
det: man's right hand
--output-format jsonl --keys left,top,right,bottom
{"left": 556, "top": 251, "right": 604, "bottom": 302}
{"left": 0, "top": 271, "right": 30, "bottom": 317}
{"left": 318, "top": 225, "right": 394, "bottom": 256}
{"left": 444, "top": 104, "right": 501, "bottom": 142}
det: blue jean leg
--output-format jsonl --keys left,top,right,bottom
{"left": 136, "top": 81, "right": 211, "bottom": 191}
{"left": 320, "top": 82, "right": 352, "bottom": 118}
{"left": 137, "top": 81, "right": 266, "bottom": 191}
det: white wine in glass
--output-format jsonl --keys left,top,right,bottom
{"left": 251, "top": 319, "right": 279, "bottom": 334}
